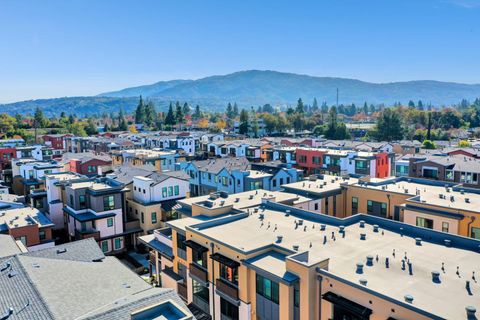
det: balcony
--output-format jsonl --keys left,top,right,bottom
{"left": 178, "top": 282, "right": 188, "bottom": 300}
{"left": 75, "top": 228, "right": 100, "bottom": 240}
{"left": 216, "top": 278, "right": 239, "bottom": 301}
{"left": 190, "top": 263, "right": 208, "bottom": 283}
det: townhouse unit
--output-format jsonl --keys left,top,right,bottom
{"left": 0, "top": 237, "right": 193, "bottom": 320}
{"left": 407, "top": 154, "right": 480, "bottom": 188}
{"left": 0, "top": 206, "right": 54, "bottom": 250}
{"left": 112, "top": 149, "right": 182, "bottom": 172}
{"left": 0, "top": 147, "right": 16, "bottom": 171}
{"left": 144, "top": 133, "right": 200, "bottom": 157}
{"left": 16, "top": 145, "right": 54, "bottom": 161}
{"left": 61, "top": 152, "right": 112, "bottom": 176}
{"left": 126, "top": 171, "right": 190, "bottom": 234}
{"left": 62, "top": 177, "right": 140, "bottom": 254}
{"left": 63, "top": 136, "right": 92, "bottom": 153}
{"left": 206, "top": 140, "right": 250, "bottom": 158}
{"left": 41, "top": 133, "right": 71, "bottom": 150}
{"left": 11, "top": 159, "right": 62, "bottom": 196}
{"left": 233, "top": 117, "right": 267, "bottom": 137}
{"left": 147, "top": 200, "right": 480, "bottom": 320}
{"left": 250, "top": 161, "right": 303, "bottom": 191}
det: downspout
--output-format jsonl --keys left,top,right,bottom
{"left": 210, "top": 242, "right": 216, "bottom": 320}
{"left": 317, "top": 274, "right": 323, "bottom": 320}
{"left": 467, "top": 216, "right": 476, "bottom": 237}
{"left": 387, "top": 194, "right": 391, "bottom": 219}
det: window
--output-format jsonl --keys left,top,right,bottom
{"left": 70, "top": 194, "right": 74, "bottom": 206}
{"left": 192, "top": 248, "right": 207, "bottom": 267}
{"left": 16, "top": 236, "right": 27, "bottom": 246}
{"left": 141, "top": 212, "right": 145, "bottom": 224}
{"left": 256, "top": 274, "right": 279, "bottom": 304}
{"left": 220, "top": 298, "right": 239, "bottom": 320}
{"left": 151, "top": 212, "right": 157, "bottom": 224}
{"left": 39, "top": 230, "right": 46, "bottom": 241}
{"left": 176, "top": 233, "right": 187, "bottom": 259}
{"left": 312, "top": 156, "right": 321, "bottom": 164}
{"left": 87, "top": 165, "right": 97, "bottom": 173}
{"left": 107, "top": 217, "right": 113, "bottom": 227}
{"left": 174, "top": 185, "right": 179, "bottom": 196}
{"left": 79, "top": 195, "right": 86, "bottom": 209}
{"left": 471, "top": 227, "right": 480, "bottom": 240}
{"left": 367, "top": 200, "right": 373, "bottom": 213}
{"left": 273, "top": 179, "right": 277, "bottom": 187}
{"left": 352, "top": 197, "right": 358, "bottom": 215}
{"left": 193, "top": 279, "right": 210, "bottom": 303}
{"left": 416, "top": 217, "right": 433, "bottom": 229}
{"left": 446, "top": 170, "right": 454, "bottom": 180}
{"left": 103, "top": 196, "right": 114, "bottom": 210}
{"left": 381, "top": 202, "right": 387, "bottom": 216}
{"left": 442, "top": 222, "right": 449, "bottom": 233}
{"left": 162, "top": 187, "right": 167, "bottom": 197}
{"left": 114, "top": 238, "right": 122, "bottom": 250}
{"left": 314, "top": 203, "right": 319, "bottom": 211}
{"left": 423, "top": 168, "right": 439, "bottom": 179}
{"left": 294, "top": 286, "right": 300, "bottom": 308}
{"left": 101, "top": 240, "right": 108, "bottom": 252}
{"left": 168, "top": 186, "right": 173, "bottom": 197}
{"left": 220, "top": 263, "right": 238, "bottom": 285}
{"left": 177, "top": 262, "right": 187, "bottom": 280}
{"left": 299, "top": 155, "right": 307, "bottom": 163}
{"left": 249, "top": 181, "right": 263, "bottom": 190}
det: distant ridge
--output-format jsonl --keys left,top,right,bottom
{"left": 1, "top": 70, "right": 479, "bottom": 116}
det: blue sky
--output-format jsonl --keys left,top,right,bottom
{"left": 0, "top": 0, "right": 479, "bottom": 102}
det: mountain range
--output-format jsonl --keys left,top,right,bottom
{"left": 2, "top": 70, "right": 480, "bottom": 116}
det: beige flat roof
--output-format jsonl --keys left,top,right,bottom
{"left": 191, "top": 207, "right": 480, "bottom": 320}
{"left": 283, "top": 175, "right": 359, "bottom": 195}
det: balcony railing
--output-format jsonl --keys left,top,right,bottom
{"left": 75, "top": 228, "right": 100, "bottom": 240}
{"left": 216, "top": 278, "right": 238, "bottom": 301}
{"left": 190, "top": 263, "right": 208, "bottom": 283}
{"left": 178, "top": 282, "right": 188, "bottom": 300}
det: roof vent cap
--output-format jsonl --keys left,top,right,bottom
{"left": 404, "top": 295, "right": 414, "bottom": 304}
{"left": 356, "top": 262, "right": 364, "bottom": 274}
{"left": 360, "top": 233, "right": 366, "bottom": 241}
{"left": 432, "top": 271, "right": 441, "bottom": 283}
{"left": 415, "top": 238, "right": 422, "bottom": 246}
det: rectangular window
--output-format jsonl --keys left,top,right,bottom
{"left": 39, "top": 230, "right": 46, "bottom": 241}
{"left": 103, "top": 196, "right": 114, "bottom": 210}
{"left": 162, "top": 187, "right": 167, "bottom": 197}
{"left": 312, "top": 156, "right": 321, "bottom": 164}
{"left": 352, "top": 197, "right": 358, "bottom": 215}
{"left": 442, "top": 222, "right": 449, "bottom": 233}
{"left": 141, "top": 212, "right": 144, "bottom": 224}
{"left": 314, "top": 203, "right": 319, "bottom": 211}
{"left": 107, "top": 217, "right": 113, "bottom": 227}
{"left": 416, "top": 217, "right": 434, "bottom": 229}
{"left": 114, "top": 238, "right": 122, "bottom": 250}
{"left": 168, "top": 186, "right": 173, "bottom": 197}
{"left": 299, "top": 155, "right": 307, "bottom": 163}
{"left": 220, "top": 298, "right": 239, "bottom": 319}
{"left": 294, "top": 286, "right": 300, "bottom": 308}
{"left": 151, "top": 212, "right": 157, "bottom": 224}
{"left": 79, "top": 195, "right": 86, "bottom": 209}
{"left": 471, "top": 227, "right": 480, "bottom": 240}
{"left": 367, "top": 200, "right": 373, "bottom": 213}
{"left": 70, "top": 194, "right": 74, "bottom": 206}
{"left": 220, "top": 263, "right": 238, "bottom": 285}
{"left": 381, "top": 202, "right": 387, "bottom": 216}
{"left": 256, "top": 274, "right": 279, "bottom": 304}
{"left": 174, "top": 185, "right": 179, "bottom": 196}
{"left": 101, "top": 240, "right": 108, "bottom": 252}
{"left": 446, "top": 170, "right": 454, "bottom": 180}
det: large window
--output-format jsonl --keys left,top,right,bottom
{"left": 250, "top": 181, "right": 263, "bottom": 190}
{"left": 176, "top": 233, "right": 187, "bottom": 260}
{"left": 192, "top": 249, "right": 208, "bottom": 267}
{"left": 79, "top": 195, "right": 86, "bottom": 209}
{"left": 396, "top": 165, "right": 409, "bottom": 176}
{"left": 151, "top": 212, "right": 157, "bottom": 224}
{"left": 471, "top": 227, "right": 480, "bottom": 240}
{"left": 442, "top": 222, "right": 449, "bottom": 233}
{"left": 416, "top": 217, "right": 433, "bottom": 229}
{"left": 39, "top": 230, "right": 46, "bottom": 241}
{"left": 107, "top": 217, "right": 114, "bottom": 227}
{"left": 114, "top": 237, "right": 122, "bottom": 250}
{"left": 168, "top": 186, "right": 173, "bottom": 197}
{"left": 461, "top": 172, "right": 478, "bottom": 184}
{"left": 162, "top": 187, "right": 167, "bottom": 197}
{"left": 220, "top": 263, "right": 238, "bottom": 285}
{"left": 174, "top": 185, "right": 179, "bottom": 196}
{"left": 352, "top": 197, "right": 358, "bottom": 215}
{"left": 256, "top": 274, "right": 279, "bottom": 304}
{"left": 298, "top": 155, "right": 307, "bottom": 163}
{"left": 192, "top": 279, "right": 210, "bottom": 308}
{"left": 221, "top": 298, "right": 239, "bottom": 320}
{"left": 103, "top": 196, "right": 115, "bottom": 210}
{"left": 423, "top": 168, "right": 439, "bottom": 179}
{"left": 446, "top": 170, "right": 454, "bottom": 181}
{"left": 367, "top": 200, "right": 373, "bottom": 213}
{"left": 101, "top": 240, "right": 108, "bottom": 252}
{"left": 355, "top": 160, "right": 367, "bottom": 170}
{"left": 312, "top": 156, "right": 321, "bottom": 164}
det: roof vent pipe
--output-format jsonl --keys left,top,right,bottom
{"left": 360, "top": 233, "right": 366, "bottom": 240}
{"left": 385, "top": 257, "right": 390, "bottom": 268}
{"left": 373, "top": 225, "right": 379, "bottom": 233}
{"left": 466, "top": 306, "right": 476, "bottom": 318}
{"left": 415, "top": 238, "right": 422, "bottom": 246}
{"left": 359, "top": 220, "right": 365, "bottom": 228}
{"left": 366, "top": 255, "right": 374, "bottom": 266}
{"left": 356, "top": 262, "right": 364, "bottom": 274}
{"left": 339, "top": 225, "right": 345, "bottom": 232}
{"left": 404, "top": 295, "right": 414, "bottom": 304}
{"left": 320, "top": 224, "right": 326, "bottom": 231}
{"left": 276, "top": 235, "right": 283, "bottom": 243}
{"left": 292, "top": 245, "right": 299, "bottom": 251}
{"left": 431, "top": 271, "right": 441, "bottom": 283}
{"left": 285, "top": 210, "right": 290, "bottom": 216}
{"left": 359, "top": 279, "right": 368, "bottom": 286}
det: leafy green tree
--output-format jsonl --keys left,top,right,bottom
{"left": 422, "top": 140, "right": 436, "bottom": 149}
{"left": 104, "top": 123, "right": 110, "bottom": 132}
{"left": 34, "top": 107, "right": 47, "bottom": 128}
{"left": 193, "top": 105, "right": 202, "bottom": 120}
{"left": 226, "top": 103, "right": 234, "bottom": 119}
{"left": 261, "top": 113, "right": 277, "bottom": 134}
{"left": 262, "top": 104, "right": 274, "bottom": 114}
{"left": 182, "top": 102, "right": 191, "bottom": 116}
{"left": 85, "top": 118, "right": 98, "bottom": 135}
{"left": 145, "top": 101, "right": 157, "bottom": 127}
{"left": 408, "top": 100, "right": 415, "bottom": 108}
{"left": 417, "top": 100, "right": 424, "bottom": 111}
{"left": 372, "top": 108, "right": 403, "bottom": 141}
{"left": 458, "top": 140, "right": 471, "bottom": 147}
{"left": 69, "top": 122, "right": 87, "bottom": 136}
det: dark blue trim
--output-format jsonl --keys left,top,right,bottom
{"left": 404, "top": 204, "right": 464, "bottom": 219}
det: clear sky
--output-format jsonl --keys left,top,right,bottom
{"left": 0, "top": 0, "right": 479, "bottom": 102}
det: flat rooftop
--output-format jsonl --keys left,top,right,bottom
{"left": 178, "top": 189, "right": 310, "bottom": 211}
{"left": 354, "top": 178, "right": 480, "bottom": 212}
{"left": 0, "top": 207, "right": 53, "bottom": 230}
{"left": 283, "top": 175, "right": 359, "bottom": 196}
{"left": 188, "top": 206, "right": 480, "bottom": 320}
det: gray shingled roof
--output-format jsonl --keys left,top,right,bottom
{"left": 191, "top": 157, "right": 250, "bottom": 174}
{"left": 23, "top": 238, "right": 104, "bottom": 262}
{"left": 0, "top": 235, "right": 22, "bottom": 258}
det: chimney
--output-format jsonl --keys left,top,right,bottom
{"left": 320, "top": 224, "right": 326, "bottom": 231}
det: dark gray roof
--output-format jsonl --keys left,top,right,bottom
{"left": 191, "top": 157, "right": 250, "bottom": 174}
{"left": 111, "top": 165, "right": 156, "bottom": 184}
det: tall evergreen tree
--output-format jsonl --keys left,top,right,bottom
{"left": 175, "top": 101, "right": 184, "bottom": 124}
{"left": 165, "top": 103, "right": 176, "bottom": 127}
{"left": 373, "top": 108, "right": 403, "bottom": 141}
{"left": 182, "top": 102, "right": 191, "bottom": 116}
{"left": 312, "top": 98, "right": 319, "bottom": 112}
{"left": 145, "top": 101, "right": 157, "bottom": 127}
{"left": 233, "top": 102, "right": 239, "bottom": 117}
{"left": 363, "top": 102, "right": 369, "bottom": 114}
{"left": 296, "top": 98, "right": 304, "bottom": 113}
{"left": 194, "top": 105, "right": 201, "bottom": 120}
{"left": 239, "top": 109, "right": 249, "bottom": 135}
{"left": 135, "top": 96, "right": 146, "bottom": 124}
{"left": 226, "top": 103, "right": 234, "bottom": 119}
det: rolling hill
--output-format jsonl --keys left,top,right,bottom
{"left": 1, "top": 70, "right": 479, "bottom": 116}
